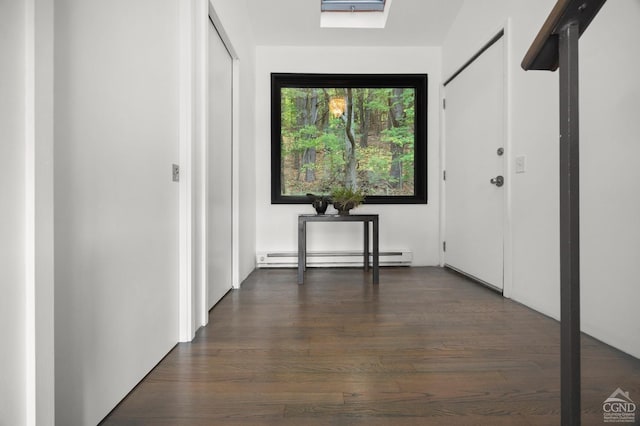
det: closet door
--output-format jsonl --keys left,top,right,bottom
{"left": 207, "top": 20, "right": 233, "bottom": 309}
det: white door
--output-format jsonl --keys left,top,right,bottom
{"left": 207, "top": 21, "right": 233, "bottom": 309}
{"left": 444, "top": 36, "right": 505, "bottom": 291}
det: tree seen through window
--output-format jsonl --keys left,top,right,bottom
{"left": 281, "top": 87, "right": 415, "bottom": 197}
{"left": 271, "top": 74, "right": 427, "bottom": 204}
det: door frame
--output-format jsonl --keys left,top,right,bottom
{"left": 178, "top": 0, "right": 240, "bottom": 341}
{"left": 440, "top": 22, "right": 513, "bottom": 298}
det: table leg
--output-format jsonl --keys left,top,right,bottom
{"left": 364, "top": 221, "right": 369, "bottom": 271}
{"left": 298, "top": 217, "right": 305, "bottom": 284}
{"left": 373, "top": 217, "right": 379, "bottom": 284}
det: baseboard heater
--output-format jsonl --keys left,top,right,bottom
{"left": 256, "top": 250, "right": 412, "bottom": 268}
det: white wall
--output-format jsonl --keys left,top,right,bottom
{"left": 54, "top": 1, "right": 181, "bottom": 424}
{"left": 0, "top": 1, "right": 27, "bottom": 424}
{"left": 255, "top": 46, "right": 442, "bottom": 266}
{"left": 579, "top": 1, "right": 640, "bottom": 359}
{"left": 443, "top": 0, "right": 640, "bottom": 358}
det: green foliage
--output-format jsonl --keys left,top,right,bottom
{"left": 330, "top": 186, "right": 365, "bottom": 206}
{"left": 280, "top": 87, "right": 417, "bottom": 196}
{"left": 365, "top": 88, "right": 392, "bottom": 112}
{"left": 381, "top": 126, "right": 413, "bottom": 147}
{"left": 358, "top": 146, "right": 392, "bottom": 191}
{"left": 300, "top": 162, "right": 316, "bottom": 173}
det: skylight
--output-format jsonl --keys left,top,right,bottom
{"left": 321, "top": 0, "right": 385, "bottom": 12}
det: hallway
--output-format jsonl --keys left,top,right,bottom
{"left": 101, "top": 267, "right": 640, "bottom": 425}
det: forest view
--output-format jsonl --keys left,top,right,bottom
{"left": 280, "top": 87, "right": 416, "bottom": 197}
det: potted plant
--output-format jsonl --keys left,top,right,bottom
{"left": 331, "top": 187, "right": 365, "bottom": 215}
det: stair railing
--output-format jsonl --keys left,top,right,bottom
{"left": 522, "top": 1, "right": 607, "bottom": 425}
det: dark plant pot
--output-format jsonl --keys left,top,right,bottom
{"left": 307, "top": 193, "right": 330, "bottom": 215}
{"left": 312, "top": 198, "right": 329, "bottom": 215}
{"left": 333, "top": 201, "right": 356, "bottom": 215}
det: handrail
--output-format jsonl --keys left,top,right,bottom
{"left": 522, "top": 1, "right": 607, "bottom": 425}
{"left": 522, "top": 0, "right": 606, "bottom": 71}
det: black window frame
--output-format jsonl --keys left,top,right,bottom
{"left": 271, "top": 73, "right": 428, "bottom": 205}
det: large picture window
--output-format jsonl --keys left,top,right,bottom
{"left": 271, "top": 73, "right": 428, "bottom": 204}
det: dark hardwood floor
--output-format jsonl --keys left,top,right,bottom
{"left": 101, "top": 267, "right": 640, "bottom": 425}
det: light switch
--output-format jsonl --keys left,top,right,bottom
{"left": 515, "top": 156, "right": 526, "bottom": 173}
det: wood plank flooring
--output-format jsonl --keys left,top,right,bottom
{"left": 101, "top": 267, "right": 640, "bottom": 425}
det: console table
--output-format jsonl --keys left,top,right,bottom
{"left": 297, "top": 214, "right": 379, "bottom": 285}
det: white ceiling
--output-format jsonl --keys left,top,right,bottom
{"left": 247, "top": 0, "right": 465, "bottom": 47}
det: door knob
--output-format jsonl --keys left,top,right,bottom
{"left": 490, "top": 176, "right": 504, "bottom": 187}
